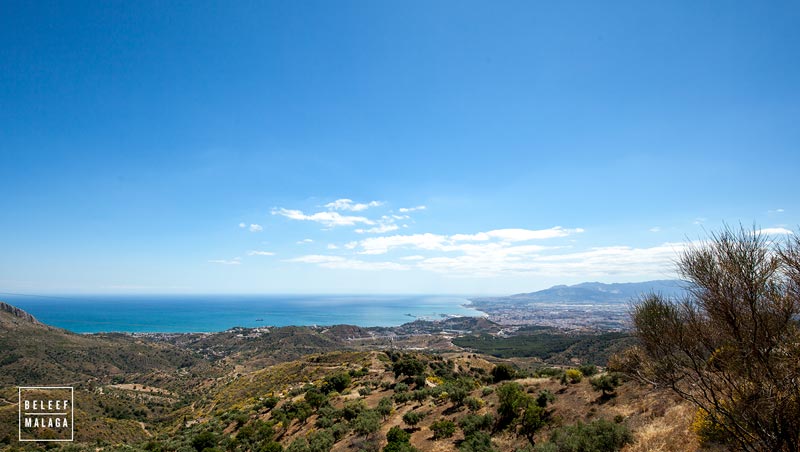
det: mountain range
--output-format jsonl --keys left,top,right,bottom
{"left": 473, "top": 279, "right": 687, "bottom": 304}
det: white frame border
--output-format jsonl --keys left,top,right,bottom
{"left": 18, "top": 386, "right": 74, "bottom": 442}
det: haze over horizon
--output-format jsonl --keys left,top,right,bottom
{"left": 2, "top": 2, "right": 798, "bottom": 295}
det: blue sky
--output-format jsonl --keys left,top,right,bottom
{"left": 1, "top": 1, "right": 798, "bottom": 295}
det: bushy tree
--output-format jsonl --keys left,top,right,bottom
{"left": 323, "top": 372, "right": 351, "bottom": 394}
{"left": 491, "top": 364, "right": 515, "bottom": 382}
{"left": 352, "top": 410, "right": 381, "bottom": 437}
{"left": 376, "top": 397, "right": 393, "bottom": 420}
{"left": 458, "top": 413, "right": 494, "bottom": 437}
{"left": 497, "top": 382, "right": 528, "bottom": 425}
{"left": 191, "top": 431, "right": 217, "bottom": 452}
{"left": 519, "top": 402, "right": 547, "bottom": 446}
{"left": 402, "top": 410, "right": 426, "bottom": 428}
{"left": 458, "top": 431, "right": 496, "bottom": 452}
{"left": 393, "top": 357, "right": 425, "bottom": 379}
{"left": 384, "top": 426, "right": 419, "bottom": 452}
{"left": 430, "top": 419, "right": 456, "bottom": 439}
{"left": 304, "top": 387, "right": 328, "bottom": 410}
{"left": 286, "top": 437, "right": 309, "bottom": 452}
{"left": 540, "top": 419, "right": 632, "bottom": 452}
{"left": 627, "top": 226, "right": 800, "bottom": 451}
{"left": 307, "top": 430, "right": 334, "bottom": 452}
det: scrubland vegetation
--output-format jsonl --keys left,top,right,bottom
{"left": 1, "top": 226, "right": 797, "bottom": 451}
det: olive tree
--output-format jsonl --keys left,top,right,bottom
{"left": 627, "top": 226, "right": 800, "bottom": 451}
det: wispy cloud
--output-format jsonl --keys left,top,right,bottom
{"left": 768, "top": 208, "right": 785, "bottom": 214}
{"left": 287, "top": 240, "right": 684, "bottom": 279}
{"left": 297, "top": 238, "right": 314, "bottom": 244}
{"left": 247, "top": 250, "right": 275, "bottom": 256}
{"left": 398, "top": 205, "right": 426, "bottom": 213}
{"left": 272, "top": 207, "right": 374, "bottom": 227}
{"left": 209, "top": 257, "right": 242, "bottom": 265}
{"left": 239, "top": 223, "right": 263, "bottom": 232}
{"left": 649, "top": 226, "right": 661, "bottom": 233}
{"left": 356, "top": 224, "right": 401, "bottom": 234}
{"left": 324, "top": 199, "right": 383, "bottom": 212}
{"left": 354, "top": 227, "right": 584, "bottom": 255}
{"left": 758, "top": 227, "right": 793, "bottom": 235}
{"left": 288, "top": 255, "right": 409, "bottom": 271}
{"left": 414, "top": 242, "right": 684, "bottom": 278}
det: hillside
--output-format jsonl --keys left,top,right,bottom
{"left": 0, "top": 302, "right": 709, "bottom": 451}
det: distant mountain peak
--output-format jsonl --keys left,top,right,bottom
{"left": 475, "top": 280, "right": 686, "bottom": 305}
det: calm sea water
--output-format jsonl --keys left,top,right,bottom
{"left": 1, "top": 294, "right": 483, "bottom": 333}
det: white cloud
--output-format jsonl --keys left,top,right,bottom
{"left": 249, "top": 224, "right": 263, "bottom": 232}
{"left": 358, "top": 233, "right": 450, "bottom": 255}
{"left": 693, "top": 218, "right": 707, "bottom": 225}
{"left": 209, "top": 257, "right": 242, "bottom": 265}
{"left": 758, "top": 227, "right": 793, "bottom": 235}
{"left": 297, "top": 238, "right": 314, "bottom": 244}
{"left": 327, "top": 244, "right": 339, "bottom": 250}
{"left": 768, "top": 208, "right": 785, "bottom": 214}
{"left": 486, "top": 227, "right": 583, "bottom": 242}
{"left": 287, "top": 255, "right": 409, "bottom": 271}
{"left": 415, "top": 242, "right": 685, "bottom": 278}
{"left": 272, "top": 208, "right": 374, "bottom": 227}
{"left": 400, "top": 255, "right": 425, "bottom": 261}
{"left": 649, "top": 227, "right": 661, "bottom": 233}
{"left": 354, "top": 227, "right": 583, "bottom": 255}
{"left": 247, "top": 250, "right": 275, "bottom": 256}
{"left": 398, "top": 205, "right": 426, "bottom": 213}
{"left": 355, "top": 223, "right": 400, "bottom": 234}
{"left": 324, "top": 199, "right": 383, "bottom": 212}
{"left": 239, "top": 222, "right": 246, "bottom": 228}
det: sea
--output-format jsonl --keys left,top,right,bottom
{"left": 1, "top": 294, "right": 483, "bottom": 333}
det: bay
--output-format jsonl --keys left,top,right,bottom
{"left": 1, "top": 294, "right": 482, "bottom": 333}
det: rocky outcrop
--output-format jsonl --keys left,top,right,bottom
{"left": 0, "top": 301, "right": 42, "bottom": 325}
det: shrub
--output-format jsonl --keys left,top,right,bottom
{"left": 304, "top": 387, "right": 328, "bottom": 410}
{"left": 541, "top": 419, "right": 632, "bottom": 452}
{"left": 497, "top": 382, "right": 529, "bottom": 425}
{"left": 459, "top": 431, "right": 496, "bottom": 452}
{"left": 458, "top": 413, "right": 494, "bottom": 437}
{"left": 286, "top": 437, "right": 310, "bottom": 452}
{"left": 589, "top": 373, "right": 622, "bottom": 397}
{"left": 352, "top": 410, "right": 381, "bottom": 437}
{"left": 323, "top": 372, "right": 351, "bottom": 394}
{"left": 191, "top": 432, "right": 217, "bottom": 452}
{"left": 464, "top": 396, "right": 483, "bottom": 412}
{"left": 564, "top": 369, "right": 582, "bottom": 384}
{"left": 430, "top": 419, "right": 457, "bottom": 439}
{"left": 491, "top": 364, "right": 515, "bottom": 382}
{"left": 578, "top": 364, "right": 598, "bottom": 377}
{"left": 342, "top": 400, "right": 366, "bottom": 421}
{"left": 535, "top": 390, "right": 555, "bottom": 408}
{"left": 384, "top": 426, "right": 419, "bottom": 452}
{"left": 690, "top": 407, "right": 728, "bottom": 446}
{"left": 628, "top": 226, "right": 800, "bottom": 451}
